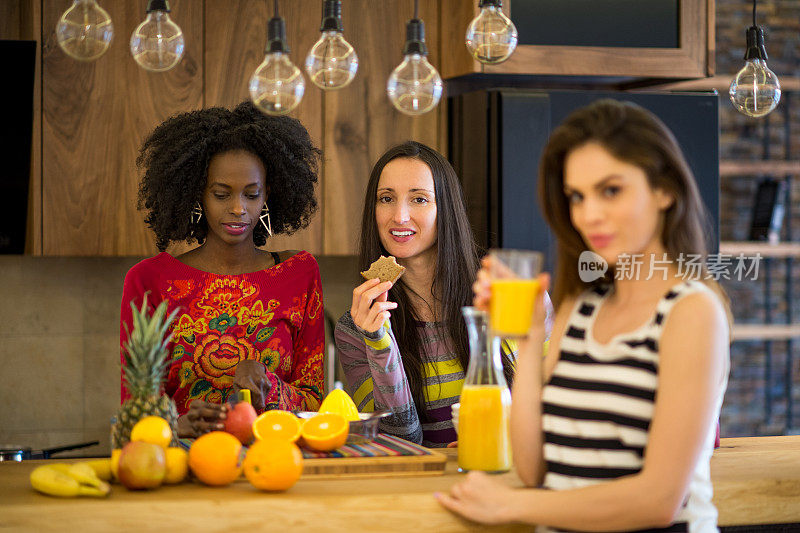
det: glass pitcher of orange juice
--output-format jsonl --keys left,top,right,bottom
{"left": 458, "top": 307, "right": 512, "bottom": 473}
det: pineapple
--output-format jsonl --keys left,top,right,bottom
{"left": 112, "top": 294, "right": 180, "bottom": 449}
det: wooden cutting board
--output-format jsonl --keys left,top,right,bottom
{"left": 302, "top": 453, "right": 447, "bottom": 479}
{"left": 180, "top": 433, "right": 448, "bottom": 480}
{"left": 301, "top": 434, "right": 448, "bottom": 479}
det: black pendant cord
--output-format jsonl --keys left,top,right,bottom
{"left": 414, "top": 0, "right": 419, "bottom": 18}
{"left": 753, "top": 0, "right": 757, "bottom": 27}
{"left": 274, "top": 0, "right": 279, "bottom": 17}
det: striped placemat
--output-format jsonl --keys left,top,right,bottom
{"left": 300, "top": 433, "right": 432, "bottom": 459}
{"left": 178, "top": 433, "right": 432, "bottom": 458}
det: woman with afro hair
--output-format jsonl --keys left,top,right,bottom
{"left": 120, "top": 101, "right": 325, "bottom": 437}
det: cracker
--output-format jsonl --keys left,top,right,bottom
{"left": 360, "top": 255, "right": 406, "bottom": 284}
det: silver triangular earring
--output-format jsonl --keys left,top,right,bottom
{"left": 259, "top": 203, "right": 273, "bottom": 237}
{"left": 191, "top": 202, "right": 203, "bottom": 225}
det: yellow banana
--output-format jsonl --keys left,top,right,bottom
{"left": 46, "top": 463, "right": 74, "bottom": 475}
{"left": 29, "top": 465, "right": 110, "bottom": 498}
{"left": 68, "top": 462, "right": 111, "bottom": 494}
{"left": 45, "top": 462, "right": 109, "bottom": 491}
{"left": 30, "top": 465, "right": 82, "bottom": 497}
{"left": 83, "top": 458, "right": 112, "bottom": 481}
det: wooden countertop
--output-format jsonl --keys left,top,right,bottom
{"left": 1, "top": 437, "right": 800, "bottom": 531}
{"left": 711, "top": 436, "right": 800, "bottom": 526}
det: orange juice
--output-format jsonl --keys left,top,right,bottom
{"left": 457, "top": 385, "right": 511, "bottom": 473}
{"left": 490, "top": 278, "right": 540, "bottom": 336}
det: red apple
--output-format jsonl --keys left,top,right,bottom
{"left": 118, "top": 441, "right": 166, "bottom": 490}
{"left": 224, "top": 401, "right": 257, "bottom": 444}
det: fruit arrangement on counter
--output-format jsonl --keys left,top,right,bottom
{"left": 30, "top": 388, "right": 362, "bottom": 498}
{"left": 30, "top": 298, "right": 366, "bottom": 499}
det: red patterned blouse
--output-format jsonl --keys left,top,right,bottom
{"left": 119, "top": 251, "right": 324, "bottom": 415}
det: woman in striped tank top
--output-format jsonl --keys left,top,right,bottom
{"left": 437, "top": 100, "right": 731, "bottom": 532}
{"left": 334, "top": 142, "right": 535, "bottom": 447}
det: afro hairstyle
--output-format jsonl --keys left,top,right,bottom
{"left": 136, "top": 101, "right": 320, "bottom": 251}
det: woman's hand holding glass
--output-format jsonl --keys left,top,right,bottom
{"left": 351, "top": 278, "right": 399, "bottom": 334}
{"left": 473, "top": 255, "right": 550, "bottom": 347}
{"left": 435, "top": 471, "right": 516, "bottom": 524}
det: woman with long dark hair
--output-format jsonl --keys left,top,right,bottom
{"left": 335, "top": 141, "right": 548, "bottom": 447}
{"left": 437, "top": 99, "right": 730, "bottom": 531}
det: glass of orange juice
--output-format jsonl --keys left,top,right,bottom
{"left": 489, "top": 249, "right": 543, "bottom": 337}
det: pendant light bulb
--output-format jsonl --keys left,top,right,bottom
{"left": 56, "top": 0, "right": 114, "bottom": 61}
{"left": 130, "top": 0, "right": 185, "bottom": 72}
{"left": 465, "top": 0, "right": 517, "bottom": 64}
{"left": 305, "top": 0, "right": 358, "bottom": 90}
{"left": 729, "top": 26, "right": 781, "bottom": 118}
{"left": 387, "top": 19, "right": 443, "bottom": 116}
{"left": 250, "top": 15, "right": 305, "bottom": 116}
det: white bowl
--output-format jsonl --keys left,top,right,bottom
{"left": 451, "top": 402, "right": 460, "bottom": 435}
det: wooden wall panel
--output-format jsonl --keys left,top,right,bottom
{"left": 42, "top": 0, "right": 203, "bottom": 255}
{"left": 438, "top": 0, "right": 477, "bottom": 79}
{"left": 322, "top": 0, "right": 442, "bottom": 255}
{"left": 1, "top": 1, "right": 22, "bottom": 39}
{"left": 205, "top": 0, "right": 324, "bottom": 256}
{"left": 29, "top": 0, "right": 714, "bottom": 256}
{"left": 14, "top": 1, "right": 43, "bottom": 255}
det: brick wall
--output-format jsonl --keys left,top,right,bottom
{"left": 716, "top": 0, "right": 800, "bottom": 435}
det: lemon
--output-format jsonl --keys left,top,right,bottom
{"left": 318, "top": 389, "right": 360, "bottom": 422}
{"left": 131, "top": 416, "right": 172, "bottom": 448}
{"left": 163, "top": 447, "right": 189, "bottom": 484}
{"left": 110, "top": 449, "right": 122, "bottom": 481}
{"left": 84, "top": 458, "right": 113, "bottom": 481}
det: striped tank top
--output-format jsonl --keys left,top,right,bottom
{"left": 540, "top": 281, "right": 727, "bottom": 533}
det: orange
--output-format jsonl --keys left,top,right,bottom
{"left": 243, "top": 438, "right": 304, "bottom": 491}
{"left": 131, "top": 416, "right": 172, "bottom": 448}
{"left": 300, "top": 413, "right": 348, "bottom": 452}
{"left": 252, "top": 410, "right": 302, "bottom": 443}
{"left": 188, "top": 431, "right": 243, "bottom": 486}
{"left": 164, "top": 447, "right": 189, "bottom": 484}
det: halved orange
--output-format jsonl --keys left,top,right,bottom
{"left": 300, "top": 413, "right": 348, "bottom": 452}
{"left": 252, "top": 410, "right": 302, "bottom": 443}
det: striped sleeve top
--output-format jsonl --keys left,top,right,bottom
{"left": 540, "top": 281, "right": 728, "bottom": 533}
{"left": 334, "top": 311, "right": 466, "bottom": 447}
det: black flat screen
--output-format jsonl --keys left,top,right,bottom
{"left": 511, "top": 0, "right": 679, "bottom": 49}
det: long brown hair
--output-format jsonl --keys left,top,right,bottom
{"left": 539, "top": 99, "right": 728, "bottom": 310}
{"left": 359, "top": 141, "right": 514, "bottom": 421}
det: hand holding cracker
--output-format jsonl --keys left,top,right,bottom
{"left": 360, "top": 255, "right": 406, "bottom": 284}
{"left": 351, "top": 256, "right": 404, "bottom": 334}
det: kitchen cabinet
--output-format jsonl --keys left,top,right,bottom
{"left": 14, "top": 0, "right": 715, "bottom": 256}
{"left": 440, "top": 0, "right": 713, "bottom": 80}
